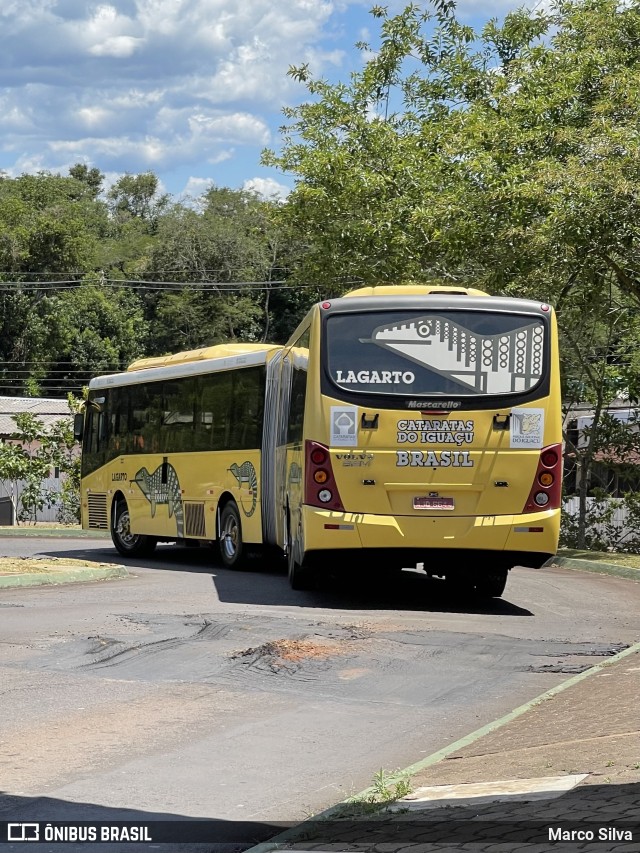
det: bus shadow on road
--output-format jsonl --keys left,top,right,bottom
{"left": 213, "top": 567, "right": 534, "bottom": 616}
{"left": 39, "top": 544, "right": 533, "bottom": 616}
{"left": 0, "top": 790, "right": 282, "bottom": 851}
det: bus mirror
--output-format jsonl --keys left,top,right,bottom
{"left": 73, "top": 412, "right": 85, "bottom": 442}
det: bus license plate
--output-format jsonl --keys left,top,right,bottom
{"left": 413, "top": 496, "right": 455, "bottom": 510}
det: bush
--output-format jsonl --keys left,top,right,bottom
{"left": 561, "top": 490, "right": 640, "bottom": 553}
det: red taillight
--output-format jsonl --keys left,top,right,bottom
{"left": 523, "top": 443, "right": 563, "bottom": 513}
{"left": 305, "top": 440, "right": 344, "bottom": 511}
{"left": 310, "top": 447, "right": 327, "bottom": 465}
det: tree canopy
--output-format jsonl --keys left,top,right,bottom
{"left": 265, "top": 0, "right": 640, "bottom": 310}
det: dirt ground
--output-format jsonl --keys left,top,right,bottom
{"left": 0, "top": 555, "right": 117, "bottom": 574}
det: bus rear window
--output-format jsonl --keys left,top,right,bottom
{"left": 324, "top": 310, "right": 546, "bottom": 397}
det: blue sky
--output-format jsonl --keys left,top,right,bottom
{"left": 0, "top": 1, "right": 521, "bottom": 203}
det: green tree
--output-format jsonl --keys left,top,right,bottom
{"left": 265, "top": 0, "right": 640, "bottom": 306}
{"left": 0, "top": 171, "right": 109, "bottom": 395}
{"left": 68, "top": 163, "right": 105, "bottom": 199}
{"left": 37, "top": 283, "right": 149, "bottom": 393}
{"left": 143, "top": 188, "right": 297, "bottom": 350}
{"left": 0, "top": 411, "right": 78, "bottom": 525}
{"left": 107, "top": 172, "right": 169, "bottom": 225}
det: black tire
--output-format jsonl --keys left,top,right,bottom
{"left": 286, "top": 518, "right": 313, "bottom": 590}
{"left": 474, "top": 569, "right": 509, "bottom": 598}
{"left": 218, "top": 502, "right": 247, "bottom": 570}
{"left": 111, "top": 500, "right": 157, "bottom": 557}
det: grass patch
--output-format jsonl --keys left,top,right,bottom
{"left": 337, "top": 768, "right": 413, "bottom": 817}
{"left": 558, "top": 549, "right": 640, "bottom": 570}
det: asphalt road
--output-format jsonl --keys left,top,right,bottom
{"left": 1, "top": 537, "right": 638, "bottom": 851}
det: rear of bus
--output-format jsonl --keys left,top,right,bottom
{"left": 297, "top": 286, "right": 562, "bottom": 595}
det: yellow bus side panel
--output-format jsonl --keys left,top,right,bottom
{"left": 82, "top": 450, "right": 263, "bottom": 544}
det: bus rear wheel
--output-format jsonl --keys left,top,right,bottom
{"left": 286, "top": 514, "right": 313, "bottom": 590}
{"left": 475, "top": 569, "right": 509, "bottom": 598}
{"left": 219, "top": 502, "right": 247, "bottom": 570}
{"left": 112, "top": 500, "right": 157, "bottom": 557}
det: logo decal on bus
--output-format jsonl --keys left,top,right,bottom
{"left": 397, "top": 419, "right": 474, "bottom": 446}
{"left": 336, "top": 452, "right": 374, "bottom": 467}
{"left": 510, "top": 408, "right": 545, "bottom": 448}
{"left": 133, "top": 463, "right": 184, "bottom": 537}
{"left": 335, "top": 369, "right": 414, "bottom": 385}
{"left": 406, "top": 400, "right": 461, "bottom": 409}
{"left": 288, "top": 462, "right": 302, "bottom": 484}
{"left": 396, "top": 450, "right": 474, "bottom": 468}
{"left": 368, "top": 315, "right": 544, "bottom": 395}
{"left": 331, "top": 406, "right": 358, "bottom": 446}
{"left": 229, "top": 461, "right": 258, "bottom": 517}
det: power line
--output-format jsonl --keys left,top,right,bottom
{"left": 0, "top": 280, "right": 333, "bottom": 292}
{"left": 0, "top": 268, "right": 292, "bottom": 276}
{"left": 0, "top": 280, "right": 287, "bottom": 289}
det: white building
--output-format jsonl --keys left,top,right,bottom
{"left": 0, "top": 397, "right": 73, "bottom": 524}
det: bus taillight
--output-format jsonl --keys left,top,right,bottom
{"left": 522, "top": 443, "right": 563, "bottom": 512}
{"left": 305, "top": 440, "right": 345, "bottom": 511}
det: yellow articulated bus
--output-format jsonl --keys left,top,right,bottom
{"left": 77, "top": 344, "right": 282, "bottom": 564}
{"left": 77, "top": 285, "right": 562, "bottom": 598}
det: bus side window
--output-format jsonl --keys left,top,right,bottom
{"left": 277, "top": 356, "right": 292, "bottom": 447}
{"left": 130, "top": 385, "right": 153, "bottom": 453}
{"left": 107, "top": 387, "right": 125, "bottom": 456}
{"left": 288, "top": 362, "right": 307, "bottom": 445}
{"left": 286, "top": 328, "right": 309, "bottom": 446}
{"left": 202, "top": 372, "right": 232, "bottom": 451}
{"left": 161, "top": 378, "right": 196, "bottom": 452}
{"left": 231, "top": 367, "right": 264, "bottom": 450}
{"left": 82, "top": 406, "right": 106, "bottom": 476}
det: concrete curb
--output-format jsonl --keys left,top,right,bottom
{"left": 550, "top": 555, "right": 640, "bottom": 581}
{"left": 0, "top": 564, "right": 128, "bottom": 588}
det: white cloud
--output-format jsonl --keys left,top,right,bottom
{"left": 76, "top": 106, "right": 113, "bottom": 129}
{"left": 0, "top": 0, "right": 352, "bottom": 190}
{"left": 243, "top": 176, "right": 290, "bottom": 201}
{"left": 182, "top": 176, "right": 215, "bottom": 197}
{"left": 89, "top": 35, "right": 144, "bottom": 57}
{"left": 207, "top": 150, "right": 234, "bottom": 165}
{"left": 0, "top": 1, "right": 529, "bottom": 195}
{"left": 188, "top": 112, "right": 270, "bottom": 146}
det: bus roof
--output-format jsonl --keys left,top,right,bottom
{"left": 127, "top": 343, "right": 281, "bottom": 372}
{"left": 342, "top": 285, "right": 490, "bottom": 298}
{"left": 89, "top": 344, "right": 281, "bottom": 391}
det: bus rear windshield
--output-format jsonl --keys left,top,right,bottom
{"left": 324, "top": 309, "right": 547, "bottom": 398}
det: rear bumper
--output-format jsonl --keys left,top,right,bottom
{"left": 302, "top": 505, "right": 560, "bottom": 566}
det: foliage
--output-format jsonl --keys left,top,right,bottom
{"left": 0, "top": 168, "right": 306, "bottom": 398}
{"left": 0, "top": 410, "right": 79, "bottom": 524}
{"left": 265, "top": 0, "right": 640, "bottom": 306}
{"left": 106, "top": 172, "right": 169, "bottom": 225}
{"left": 56, "top": 395, "right": 83, "bottom": 524}
{"left": 142, "top": 188, "right": 301, "bottom": 349}
{"left": 561, "top": 490, "right": 640, "bottom": 553}
{"left": 338, "top": 767, "right": 413, "bottom": 817}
